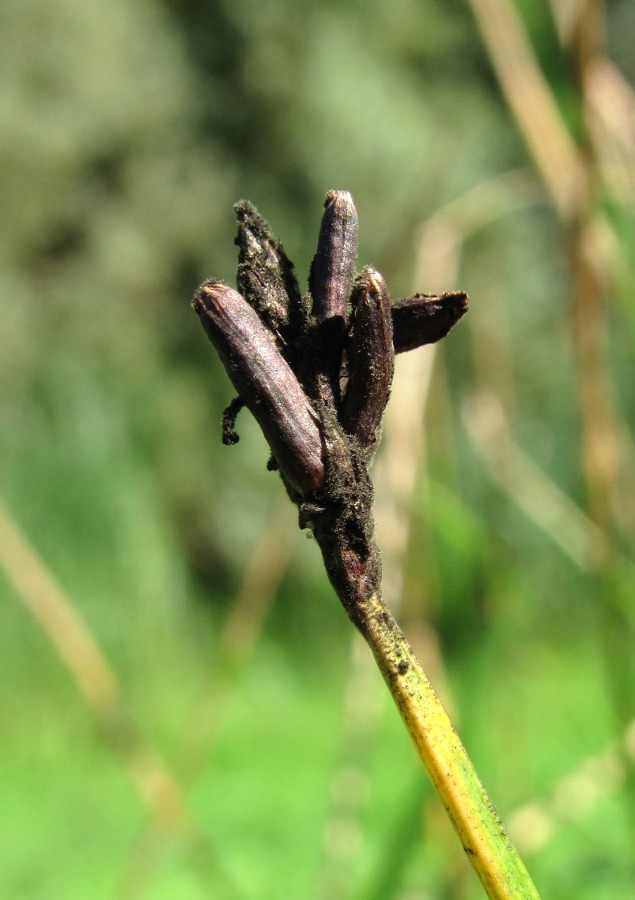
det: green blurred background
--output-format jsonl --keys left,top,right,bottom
{"left": 2, "top": 1, "right": 635, "bottom": 897}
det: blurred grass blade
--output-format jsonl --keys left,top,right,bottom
{"left": 463, "top": 392, "right": 611, "bottom": 570}
{"left": 467, "top": 0, "right": 585, "bottom": 217}
{"left": 0, "top": 502, "right": 240, "bottom": 895}
{"left": 585, "top": 59, "right": 635, "bottom": 203}
{"left": 117, "top": 498, "right": 293, "bottom": 898}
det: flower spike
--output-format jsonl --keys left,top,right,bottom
{"left": 194, "top": 280, "right": 325, "bottom": 496}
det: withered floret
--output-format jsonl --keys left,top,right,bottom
{"left": 234, "top": 200, "right": 303, "bottom": 355}
{"left": 194, "top": 281, "right": 325, "bottom": 495}
{"left": 341, "top": 267, "right": 394, "bottom": 452}
{"left": 391, "top": 291, "right": 468, "bottom": 353}
{"left": 193, "top": 191, "right": 468, "bottom": 514}
{"left": 309, "top": 190, "right": 358, "bottom": 324}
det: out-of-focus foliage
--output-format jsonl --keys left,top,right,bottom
{"left": 2, "top": 0, "right": 635, "bottom": 897}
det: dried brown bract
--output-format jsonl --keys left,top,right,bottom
{"left": 392, "top": 291, "right": 468, "bottom": 353}
{"left": 234, "top": 200, "right": 305, "bottom": 360}
{"left": 193, "top": 191, "right": 468, "bottom": 615}
{"left": 341, "top": 267, "right": 394, "bottom": 453}
{"left": 309, "top": 190, "right": 358, "bottom": 324}
{"left": 194, "top": 281, "right": 324, "bottom": 496}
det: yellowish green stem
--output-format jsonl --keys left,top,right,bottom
{"left": 357, "top": 592, "right": 541, "bottom": 900}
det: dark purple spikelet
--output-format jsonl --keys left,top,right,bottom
{"left": 194, "top": 281, "right": 325, "bottom": 495}
{"left": 341, "top": 267, "right": 394, "bottom": 452}
{"left": 309, "top": 190, "right": 358, "bottom": 324}
{"left": 392, "top": 291, "right": 468, "bottom": 354}
{"left": 234, "top": 200, "right": 303, "bottom": 350}
{"left": 194, "top": 191, "right": 468, "bottom": 532}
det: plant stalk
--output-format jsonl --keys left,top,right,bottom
{"left": 352, "top": 590, "right": 541, "bottom": 900}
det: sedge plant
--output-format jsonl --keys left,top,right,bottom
{"left": 193, "top": 190, "right": 540, "bottom": 899}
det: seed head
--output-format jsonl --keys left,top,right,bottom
{"left": 309, "top": 190, "right": 358, "bottom": 324}
{"left": 194, "top": 281, "right": 325, "bottom": 495}
{"left": 341, "top": 267, "right": 394, "bottom": 453}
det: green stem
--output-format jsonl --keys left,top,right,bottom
{"left": 355, "top": 592, "right": 540, "bottom": 900}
